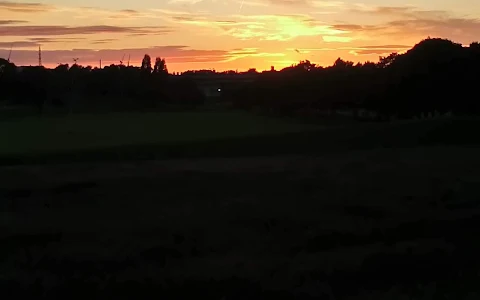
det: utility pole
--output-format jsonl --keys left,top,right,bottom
{"left": 99, "top": 59, "right": 102, "bottom": 69}
{"left": 70, "top": 57, "right": 79, "bottom": 114}
{"left": 38, "top": 46, "right": 42, "bottom": 67}
{"left": 7, "top": 44, "right": 12, "bottom": 62}
{"left": 127, "top": 54, "right": 130, "bottom": 67}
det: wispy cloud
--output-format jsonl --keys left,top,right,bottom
{"left": 310, "top": 1, "right": 344, "bottom": 8}
{"left": 0, "top": 44, "right": 290, "bottom": 67}
{"left": 331, "top": 6, "right": 480, "bottom": 44}
{"left": 0, "top": 25, "right": 172, "bottom": 37}
{"left": 0, "top": 40, "right": 37, "bottom": 47}
{"left": 165, "top": 12, "right": 350, "bottom": 41}
{"left": 347, "top": 45, "right": 411, "bottom": 55}
{"left": 91, "top": 38, "right": 119, "bottom": 45}
{"left": 288, "top": 44, "right": 410, "bottom": 56}
{"left": 0, "top": 37, "right": 84, "bottom": 48}
{"left": 0, "top": 45, "right": 223, "bottom": 66}
{"left": 263, "top": 0, "right": 344, "bottom": 7}
{"left": 223, "top": 48, "right": 285, "bottom": 62}
{"left": 71, "top": 7, "right": 160, "bottom": 20}
{"left": 0, "top": 1, "right": 54, "bottom": 13}
{"left": 229, "top": 14, "right": 349, "bottom": 41}
{"left": 233, "top": 0, "right": 269, "bottom": 8}
{"left": 0, "top": 19, "right": 27, "bottom": 25}
{"left": 350, "top": 6, "right": 450, "bottom": 19}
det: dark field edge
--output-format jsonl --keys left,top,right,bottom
{"left": 1, "top": 118, "right": 479, "bottom": 166}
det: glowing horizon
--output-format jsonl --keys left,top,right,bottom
{"left": 1, "top": 0, "right": 479, "bottom": 72}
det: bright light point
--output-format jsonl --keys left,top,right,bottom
{"left": 218, "top": 88, "right": 222, "bottom": 92}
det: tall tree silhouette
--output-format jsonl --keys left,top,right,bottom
{"left": 141, "top": 54, "right": 152, "bottom": 73}
{"left": 153, "top": 57, "right": 168, "bottom": 74}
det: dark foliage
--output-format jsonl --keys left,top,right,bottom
{"left": 0, "top": 55, "right": 205, "bottom": 113}
{"left": 1, "top": 38, "right": 480, "bottom": 117}
{"left": 228, "top": 38, "right": 480, "bottom": 119}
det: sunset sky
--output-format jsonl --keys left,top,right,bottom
{"left": 0, "top": 0, "right": 479, "bottom": 72}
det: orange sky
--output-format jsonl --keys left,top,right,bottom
{"left": 1, "top": 0, "right": 479, "bottom": 72}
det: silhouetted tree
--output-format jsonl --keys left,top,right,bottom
{"left": 141, "top": 54, "right": 152, "bottom": 73}
{"left": 4, "top": 37, "right": 480, "bottom": 119}
{"left": 153, "top": 57, "right": 168, "bottom": 74}
{"left": 378, "top": 53, "right": 399, "bottom": 68}
{"left": 333, "top": 58, "right": 354, "bottom": 69}
{"left": 228, "top": 37, "right": 480, "bottom": 119}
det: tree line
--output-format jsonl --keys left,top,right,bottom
{"left": 0, "top": 54, "right": 204, "bottom": 113}
{"left": 1, "top": 38, "right": 480, "bottom": 119}
{"left": 228, "top": 38, "right": 480, "bottom": 120}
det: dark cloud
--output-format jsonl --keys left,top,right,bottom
{"left": 360, "top": 45, "right": 410, "bottom": 49}
{"left": 0, "top": 1, "right": 54, "bottom": 13}
{"left": 91, "top": 39, "right": 118, "bottom": 44}
{"left": 0, "top": 19, "right": 27, "bottom": 25}
{"left": 172, "top": 16, "right": 198, "bottom": 22}
{"left": 0, "top": 45, "right": 229, "bottom": 66}
{"left": 330, "top": 23, "right": 385, "bottom": 35}
{"left": 351, "top": 47, "right": 407, "bottom": 55}
{"left": 265, "top": 0, "right": 310, "bottom": 5}
{"left": 264, "top": 0, "right": 342, "bottom": 7}
{"left": 334, "top": 6, "right": 480, "bottom": 44}
{"left": 28, "top": 37, "right": 82, "bottom": 42}
{"left": 214, "top": 20, "right": 238, "bottom": 25}
{"left": 120, "top": 9, "right": 139, "bottom": 14}
{"left": 332, "top": 24, "right": 364, "bottom": 31}
{"left": 127, "top": 33, "right": 151, "bottom": 37}
{"left": 0, "top": 37, "right": 84, "bottom": 48}
{"left": 353, "top": 6, "right": 449, "bottom": 20}
{"left": 383, "top": 18, "right": 480, "bottom": 43}
{"left": 108, "top": 9, "right": 145, "bottom": 19}
{"left": 170, "top": 15, "right": 239, "bottom": 26}
{"left": 0, "top": 40, "right": 37, "bottom": 47}
{"left": 0, "top": 25, "right": 172, "bottom": 36}
{"left": 353, "top": 49, "right": 396, "bottom": 55}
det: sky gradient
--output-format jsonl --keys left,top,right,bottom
{"left": 1, "top": 0, "right": 479, "bottom": 72}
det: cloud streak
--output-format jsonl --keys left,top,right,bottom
{"left": 0, "top": 45, "right": 286, "bottom": 67}
{"left": 0, "top": 37, "right": 84, "bottom": 48}
{"left": 0, "top": 1, "right": 54, "bottom": 13}
{"left": 167, "top": 12, "right": 349, "bottom": 41}
{"left": 332, "top": 6, "right": 480, "bottom": 44}
{"left": 0, "top": 19, "right": 27, "bottom": 25}
{"left": 0, "top": 25, "right": 172, "bottom": 37}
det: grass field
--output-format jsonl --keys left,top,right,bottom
{"left": 2, "top": 111, "right": 480, "bottom": 299}
{"left": 1, "top": 111, "right": 318, "bottom": 155}
{"left": 1, "top": 110, "right": 479, "bottom": 165}
{"left": 2, "top": 148, "right": 480, "bottom": 299}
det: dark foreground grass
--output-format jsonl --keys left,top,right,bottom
{"left": 0, "top": 111, "right": 317, "bottom": 155}
{"left": 1, "top": 111, "right": 480, "bottom": 166}
{"left": 2, "top": 112, "right": 480, "bottom": 298}
{"left": 2, "top": 147, "right": 480, "bottom": 299}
